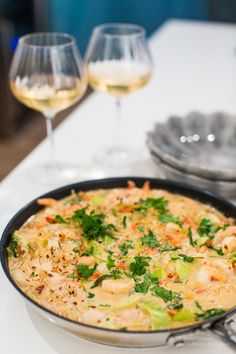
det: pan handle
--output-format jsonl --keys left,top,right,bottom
{"left": 212, "top": 317, "right": 236, "bottom": 350}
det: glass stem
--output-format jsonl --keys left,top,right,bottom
{"left": 45, "top": 114, "right": 55, "bottom": 165}
{"left": 115, "top": 98, "right": 122, "bottom": 149}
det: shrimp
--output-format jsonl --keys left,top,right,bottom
{"left": 213, "top": 226, "right": 236, "bottom": 247}
{"left": 142, "top": 181, "right": 150, "bottom": 191}
{"left": 37, "top": 198, "right": 57, "bottom": 207}
{"left": 196, "top": 259, "right": 234, "bottom": 285}
{"left": 77, "top": 256, "right": 96, "bottom": 266}
{"left": 165, "top": 222, "right": 181, "bottom": 234}
{"left": 81, "top": 309, "right": 106, "bottom": 325}
{"left": 164, "top": 223, "right": 186, "bottom": 245}
{"left": 127, "top": 180, "right": 136, "bottom": 189}
{"left": 101, "top": 278, "right": 135, "bottom": 294}
{"left": 222, "top": 236, "right": 236, "bottom": 253}
{"left": 117, "top": 308, "right": 141, "bottom": 321}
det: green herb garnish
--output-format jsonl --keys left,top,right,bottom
{"left": 138, "top": 225, "right": 144, "bottom": 232}
{"left": 198, "top": 218, "right": 220, "bottom": 239}
{"left": 136, "top": 197, "right": 168, "bottom": 214}
{"left": 119, "top": 240, "right": 134, "bottom": 256}
{"left": 75, "top": 263, "right": 97, "bottom": 280}
{"left": 82, "top": 245, "right": 94, "bottom": 256}
{"left": 206, "top": 244, "right": 224, "bottom": 256}
{"left": 87, "top": 292, "right": 95, "bottom": 298}
{"left": 107, "top": 254, "right": 115, "bottom": 270}
{"left": 188, "top": 227, "right": 197, "bottom": 247}
{"left": 158, "top": 213, "right": 182, "bottom": 227}
{"left": 140, "top": 230, "right": 160, "bottom": 248}
{"left": 135, "top": 276, "right": 151, "bottom": 293}
{"left": 7, "top": 235, "right": 20, "bottom": 258}
{"left": 129, "top": 256, "right": 151, "bottom": 276}
{"left": 195, "top": 301, "right": 202, "bottom": 310}
{"left": 171, "top": 254, "right": 195, "bottom": 263}
{"left": 90, "top": 270, "right": 121, "bottom": 289}
{"left": 196, "top": 308, "right": 225, "bottom": 320}
{"left": 122, "top": 216, "right": 127, "bottom": 228}
{"left": 151, "top": 286, "right": 173, "bottom": 302}
{"left": 54, "top": 214, "right": 67, "bottom": 224}
{"left": 152, "top": 286, "right": 183, "bottom": 309}
{"left": 134, "top": 273, "right": 159, "bottom": 293}
{"left": 72, "top": 208, "right": 117, "bottom": 240}
{"left": 159, "top": 245, "right": 181, "bottom": 253}
{"left": 111, "top": 208, "right": 117, "bottom": 216}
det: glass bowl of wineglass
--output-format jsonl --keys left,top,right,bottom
{"left": 10, "top": 32, "right": 87, "bottom": 184}
{"left": 85, "top": 23, "right": 152, "bottom": 168}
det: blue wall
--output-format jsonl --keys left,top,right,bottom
{"left": 48, "top": 0, "right": 209, "bottom": 53}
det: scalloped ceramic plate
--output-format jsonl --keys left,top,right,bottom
{"left": 147, "top": 112, "right": 236, "bottom": 181}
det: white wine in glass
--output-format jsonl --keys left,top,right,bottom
{"left": 85, "top": 24, "right": 152, "bottom": 167}
{"left": 10, "top": 32, "right": 87, "bottom": 184}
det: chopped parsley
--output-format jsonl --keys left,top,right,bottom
{"left": 87, "top": 292, "right": 95, "bottom": 298}
{"left": 171, "top": 254, "right": 195, "bottom": 263}
{"left": 151, "top": 286, "right": 173, "bottom": 302}
{"left": 136, "top": 197, "right": 168, "bottom": 214}
{"left": 152, "top": 286, "right": 183, "bottom": 309}
{"left": 72, "top": 208, "right": 117, "bottom": 240}
{"left": 140, "top": 231, "right": 180, "bottom": 253}
{"left": 140, "top": 230, "right": 160, "bottom": 248}
{"left": 90, "top": 270, "right": 122, "bottom": 289}
{"left": 134, "top": 273, "right": 159, "bottom": 293}
{"left": 158, "top": 212, "right": 182, "bottom": 227}
{"left": 106, "top": 254, "right": 115, "bottom": 270}
{"left": 196, "top": 308, "right": 225, "bottom": 320}
{"left": 129, "top": 256, "right": 151, "bottom": 276}
{"left": 135, "top": 275, "right": 151, "bottom": 293}
{"left": 159, "top": 245, "right": 181, "bottom": 253}
{"left": 54, "top": 214, "right": 67, "bottom": 224}
{"left": 118, "top": 240, "right": 134, "bottom": 256}
{"left": 111, "top": 208, "right": 117, "bottom": 216}
{"left": 7, "top": 235, "right": 20, "bottom": 258}
{"left": 75, "top": 263, "right": 97, "bottom": 280}
{"left": 206, "top": 244, "right": 224, "bottom": 256}
{"left": 72, "top": 247, "right": 79, "bottom": 253}
{"left": 195, "top": 301, "right": 203, "bottom": 310}
{"left": 138, "top": 225, "right": 144, "bottom": 232}
{"left": 83, "top": 245, "right": 94, "bottom": 256}
{"left": 188, "top": 227, "right": 197, "bottom": 247}
{"left": 122, "top": 216, "right": 127, "bottom": 228}
{"left": 198, "top": 218, "right": 220, "bottom": 239}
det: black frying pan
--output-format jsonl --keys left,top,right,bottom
{"left": 1, "top": 177, "right": 236, "bottom": 349}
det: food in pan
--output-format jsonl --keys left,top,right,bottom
{"left": 8, "top": 181, "right": 236, "bottom": 331}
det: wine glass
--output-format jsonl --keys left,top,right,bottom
{"left": 10, "top": 32, "right": 87, "bottom": 184}
{"left": 85, "top": 23, "right": 152, "bottom": 167}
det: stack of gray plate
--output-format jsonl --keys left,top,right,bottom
{"left": 147, "top": 112, "right": 236, "bottom": 200}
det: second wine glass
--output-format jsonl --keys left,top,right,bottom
{"left": 85, "top": 23, "right": 152, "bottom": 167}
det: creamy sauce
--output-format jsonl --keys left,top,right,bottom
{"left": 8, "top": 182, "right": 236, "bottom": 331}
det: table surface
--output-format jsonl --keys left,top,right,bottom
{"left": 1, "top": 20, "right": 236, "bottom": 354}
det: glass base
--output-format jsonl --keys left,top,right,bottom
{"left": 27, "top": 162, "right": 83, "bottom": 185}
{"left": 27, "top": 161, "right": 109, "bottom": 186}
{"left": 94, "top": 146, "right": 140, "bottom": 168}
